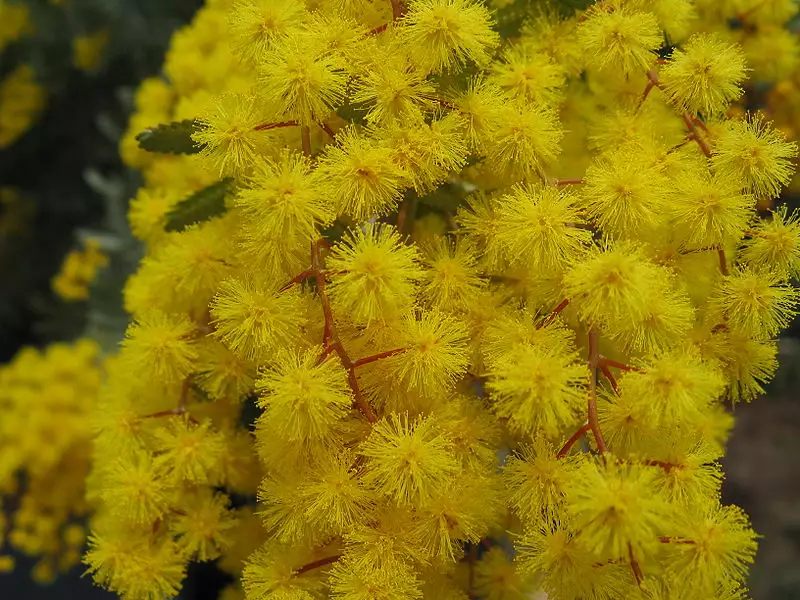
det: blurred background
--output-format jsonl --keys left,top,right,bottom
{"left": 1, "top": 0, "right": 800, "bottom": 599}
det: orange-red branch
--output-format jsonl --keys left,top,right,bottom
{"left": 368, "top": 22, "right": 389, "bottom": 36}
{"left": 254, "top": 120, "right": 299, "bottom": 131}
{"left": 301, "top": 125, "right": 312, "bottom": 157}
{"left": 587, "top": 328, "right": 608, "bottom": 454}
{"left": 645, "top": 459, "right": 682, "bottom": 472}
{"left": 280, "top": 269, "right": 314, "bottom": 292}
{"left": 681, "top": 111, "right": 712, "bottom": 157}
{"left": 599, "top": 357, "right": 644, "bottom": 373}
{"left": 717, "top": 248, "right": 730, "bottom": 276}
{"left": 599, "top": 363, "right": 619, "bottom": 394}
{"left": 389, "top": 0, "right": 404, "bottom": 19}
{"left": 557, "top": 423, "right": 591, "bottom": 458}
{"left": 295, "top": 554, "right": 342, "bottom": 576}
{"left": 352, "top": 348, "right": 407, "bottom": 368}
{"left": 539, "top": 298, "right": 570, "bottom": 329}
{"left": 311, "top": 242, "right": 378, "bottom": 423}
{"left": 317, "top": 121, "right": 336, "bottom": 139}
{"left": 659, "top": 536, "right": 695, "bottom": 545}
{"left": 628, "top": 544, "right": 644, "bottom": 587}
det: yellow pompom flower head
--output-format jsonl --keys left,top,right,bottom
{"left": 711, "top": 114, "right": 799, "bottom": 199}
{"left": 402, "top": 0, "right": 499, "bottom": 74}
{"left": 326, "top": 223, "right": 423, "bottom": 325}
{"left": 578, "top": 5, "right": 662, "bottom": 75}
{"left": 661, "top": 34, "right": 749, "bottom": 116}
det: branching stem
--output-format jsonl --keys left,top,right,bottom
{"left": 389, "top": 0, "right": 404, "bottom": 20}
{"left": 311, "top": 242, "right": 378, "bottom": 423}
{"left": 539, "top": 298, "right": 570, "bottom": 329}
{"left": 557, "top": 423, "right": 590, "bottom": 458}
{"left": 254, "top": 120, "right": 298, "bottom": 131}
{"left": 295, "top": 554, "right": 342, "bottom": 576}
{"left": 301, "top": 125, "right": 312, "bottom": 157}
{"left": 352, "top": 348, "right": 407, "bottom": 368}
{"left": 587, "top": 327, "right": 608, "bottom": 454}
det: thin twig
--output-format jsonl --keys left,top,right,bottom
{"left": 539, "top": 298, "right": 570, "bottom": 329}
{"left": 317, "top": 121, "right": 336, "bottom": 139}
{"left": 681, "top": 111, "right": 712, "bottom": 157}
{"left": 301, "top": 125, "right": 312, "bottom": 157}
{"left": 629, "top": 543, "right": 644, "bottom": 587}
{"left": 717, "top": 248, "right": 730, "bottom": 276}
{"left": 389, "top": 0, "right": 403, "bottom": 19}
{"left": 311, "top": 242, "right": 378, "bottom": 423}
{"left": 599, "top": 357, "right": 644, "bottom": 373}
{"left": 587, "top": 327, "right": 608, "bottom": 454}
{"left": 254, "top": 120, "right": 298, "bottom": 131}
{"left": 279, "top": 269, "right": 313, "bottom": 292}
{"left": 557, "top": 423, "right": 590, "bottom": 458}
{"left": 295, "top": 554, "right": 341, "bottom": 576}
{"left": 599, "top": 363, "right": 619, "bottom": 395}
{"left": 352, "top": 348, "right": 407, "bottom": 368}
{"left": 367, "top": 22, "right": 389, "bottom": 36}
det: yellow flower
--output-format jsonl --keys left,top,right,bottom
{"left": 326, "top": 223, "right": 423, "bottom": 325}
{"left": 359, "top": 413, "right": 459, "bottom": 506}
{"left": 72, "top": 29, "right": 110, "bottom": 72}
{"left": 578, "top": 5, "right": 661, "bottom": 75}
{"left": 661, "top": 34, "right": 748, "bottom": 116}
{"left": 402, "top": 0, "right": 499, "bottom": 74}
{"left": 711, "top": 114, "right": 799, "bottom": 199}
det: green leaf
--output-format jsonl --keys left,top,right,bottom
{"left": 136, "top": 119, "right": 205, "bottom": 154}
{"left": 164, "top": 178, "right": 233, "bottom": 232}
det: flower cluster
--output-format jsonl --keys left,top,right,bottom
{"left": 0, "top": 339, "right": 103, "bottom": 582}
{"left": 0, "top": 64, "right": 45, "bottom": 149}
{"left": 52, "top": 238, "right": 110, "bottom": 302}
{"left": 85, "top": 1, "right": 800, "bottom": 600}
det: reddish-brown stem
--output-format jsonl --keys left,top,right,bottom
{"left": 637, "top": 80, "right": 656, "bottom": 111}
{"left": 554, "top": 178, "right": 585, "bottom": 186}
{"left": 301, "top": 125, "right": 312, "bottom": 157}
{"left": 367, "top": 23, "right": 389, "bottom": 36}
{"left": 279, "top": 269, "right": 313, "bottom": 292}
{"left": 143, "top": 381, "right": 198, "bottom": 424}
{"left": 317, "top": 121, "right": 336, "bottom": 139}
{"left": 352, "top": 347, "right": 407, "bottom": 368}
{"left": 319, "top": 344, "right": 337, "bottom": 361}
{"left": 599, "top": 363, "right": 619, "bottom": 395}
{"left": 557, "top": 423, "right": 590, "bottom": 458}
{"left": 254, "top": 120, "right": 298, "bottom": 131}
{"left": 599, "top": 357, "right": 644, "bottom": 373}
{"left": 692, "top": 117, "right": 710, "bottom": 134}
{"left": 178, "top": 378, "right": 190, "bottom": 411}
{"left": 421, "top": 94, "right": 457, "bottom": 110}
{"left": 679, "top": 245, "right": 716, "bottom": 256}
{"left": 389, "top": 0, "right": 403, "bottom": 19}
{"left": 647, "top": 69, "right": 666, "bottom": 91}
{"left": 645, "top": 459, "right": 682, "bottom": 472}
{"left": 142, "top": 407, "right": 185, "bottom": 419}
{"left": 666, "top": 135, "right": 693, "bottom": 154}
{"left": 397, "top": 199, "right": 409, "bottom": 234}
{"left": 681, "top": 112, "right": 712, "bottom": 157}
{"left": 629, "top": 544, "right": 644, "bottom": 587}
{"left": 312, "top": 242, "right": 378, "bottom": 423}
{"left": 295, "top": 554, "right": 341, "bottom": 576}
{"left": 539, "top": 298, "right": 570, "bottom": 329}
{"left": 659, "top": 536, "right": 695, "bottom": 545}
{"left": 717, "top": 248, "right": 730, "bottom": 276}
{"left": 587, "top": 328, "right": 608, "bottom": 454}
